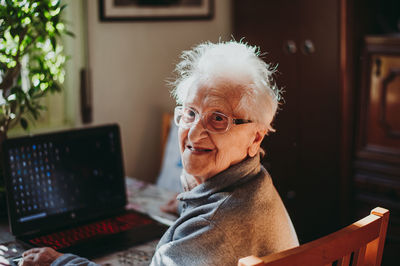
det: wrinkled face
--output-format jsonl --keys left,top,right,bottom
{"left": 178, "top": 84, "right": 261, "bottom": 183}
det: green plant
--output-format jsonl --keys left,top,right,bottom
{"left": 0, "top": 0, "right": 72, "bottom": 211}
{"left": 0, "top": 0, "right": 72, "bottom": 143}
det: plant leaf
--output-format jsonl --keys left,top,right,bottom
{"left": 20, "top": 117, "right": 28, "bottom": 130}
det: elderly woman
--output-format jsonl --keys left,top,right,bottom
{"left": 151, "top": 40, "right": 298, "bottom": 265}
{"left": 19, "top": 40, "right": 298, "bottom": 266}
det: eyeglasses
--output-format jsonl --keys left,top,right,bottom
{"left": 174, "top": 106, "right": 253, "bottom": 134}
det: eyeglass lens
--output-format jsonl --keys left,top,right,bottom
{"left": 175, "top": 107, "right": 230, "bottom": 133}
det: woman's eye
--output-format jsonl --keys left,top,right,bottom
{"left": 211, "top": 113, "right": 227, "bottom": 123}
{"left": 214, "top": 115, "right": 223, "bottom": 121}
{"left": 188, "top": 110, "right": 196, "bottom": 118}
{"left": 182, "top": 109, "right": 196, "bottom": 122}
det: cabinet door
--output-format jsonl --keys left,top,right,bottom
{"left": 358, "top": 54, "right": 400, "bottom": 155}
{"left": 234, "top": 0, "right": 300, "bottom": 207}
{"left": 234, "top": 0, "right": 341, "bottom": 242}
{"left": 294, "top": 0, "right": 341, "bottom": 241}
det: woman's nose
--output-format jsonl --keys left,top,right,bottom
{"left": 188, "top": 119, "right": 208, "bottom": 142}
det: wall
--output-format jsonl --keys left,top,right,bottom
{"left": 86, "top": 0, "right": 232, "bottom": 182}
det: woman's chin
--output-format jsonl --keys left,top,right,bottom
{"left": 184, "top": 165, "right": 208, "bottom": 178}
{"left": 182, "top": 150, "right": 216, "bottom": 179}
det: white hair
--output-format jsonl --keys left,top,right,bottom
{"left": 170, "top": 40, "right": 282, "bottom": 133}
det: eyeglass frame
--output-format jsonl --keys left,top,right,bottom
{"left": 174, "top": 106, "right": 253, "bottom": 134}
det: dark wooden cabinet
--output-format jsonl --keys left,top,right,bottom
{"left": 234, "top": 0, "right": 342, "bottom": 243}
{"left": 233, "top": 1, "right": 400, "bottom": 263}
{"left": 354, "top": 36, "right": 400, "bottom": 265}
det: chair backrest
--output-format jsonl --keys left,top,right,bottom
{"left": 156, "top": 113, "right": 183, "bottom": 192}
{"left": 160, "top": 112, "right": 173, "bottom": 163}
{"left": 238, "top": 207, "right": 389, "bottom": 266}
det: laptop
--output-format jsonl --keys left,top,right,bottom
{"left": 2, "top": 124, "right": 167, "bottom": 263}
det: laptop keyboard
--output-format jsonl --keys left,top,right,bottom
{"left": 28, "top": 212, "right": 153, "bottom": 250}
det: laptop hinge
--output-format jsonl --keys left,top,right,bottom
{"left": 18, "top": 229, "right": 41, "bottom": 239}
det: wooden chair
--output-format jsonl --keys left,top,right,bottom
{"left": 156, "top": 112, "right": 183, "bottom": 192}
{"left": 238, "top": 207, "right": 389, "bottom": 266}
{"left": 160, "top": 112, "right": 173, "bottom": 164}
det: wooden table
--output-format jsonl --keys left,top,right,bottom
{"left": 0, "top": 178, "right": 178, "bottom": 266}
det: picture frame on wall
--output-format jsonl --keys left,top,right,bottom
{"left": 99, "top": 0, "right": 214, "bottom": 21}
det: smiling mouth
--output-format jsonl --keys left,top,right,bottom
{"left": 187, "top": 145, "right": 213, "bottom": 152}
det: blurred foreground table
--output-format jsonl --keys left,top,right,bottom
{"left": 0, "top": 177, "right": 178, "bottom": 266}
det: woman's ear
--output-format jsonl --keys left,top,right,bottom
{"left": 248, "top": 128, "right": 266, "bottom": 157}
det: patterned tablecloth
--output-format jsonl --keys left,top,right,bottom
{"left": 0, "top": 177, "right": 178, "bottom": 266}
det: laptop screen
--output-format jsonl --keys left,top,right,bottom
{"left": 2, "top": 124, "right": 126, "bottom": 236}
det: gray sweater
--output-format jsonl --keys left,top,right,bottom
{"left": 150, "top": 154, "right": 299, "bottom": 265}
{"left": 52, "top": 155, "right": 298, "bottom": 266}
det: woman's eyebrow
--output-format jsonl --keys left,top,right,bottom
{"left": 205, "top": 106, "right": 230, "bottom": 115}
{"left": 185, "top": 105, "right": 198, "bottom": 112}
